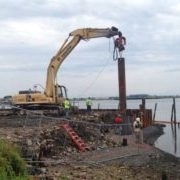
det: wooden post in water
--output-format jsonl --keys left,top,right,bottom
{"left": 171, "top": 101, "right": 174, "bottom": 123}
{"left": 172, "top": 97, "right": 177, "bottom": 153}
{"left": 171, "top": 97, "right": 177, "bottom": 124}
{"left": 171, "top": 97, "right": 177, "bottom": 141}
{"left": 141, "top": 98, "right": 146, "bottom": 109}
{"left": 153, "top": 103, "right": 157, "bottom": 122}
{"left": 173, "top": 97, "right": 176, "bottom": 124}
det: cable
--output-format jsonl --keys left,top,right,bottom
{"left": 77, "top": 40, "right": 114, "bottom": 97}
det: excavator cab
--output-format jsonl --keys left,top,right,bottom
{"left": 55, "top": 84, "right": 67, "bottom": 103}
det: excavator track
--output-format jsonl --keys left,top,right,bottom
{"left": 0, "top": 103, "right": 65, "bottom": 116}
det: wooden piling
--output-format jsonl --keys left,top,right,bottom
{"left": 153, "top": 103, "right": 157, "bottom": 122}
{"left": 173, "top": 97, "right": 176, "bottom": 124}
{"left": 171, "top": 97, "right": 177, "bottom": 124}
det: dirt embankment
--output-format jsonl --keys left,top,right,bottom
{"left": 45, "top": 124, "right": 180, "bottom": 180}
{"left": 30, "top": 124, "right": 180, "bottom": 179}
{"left": 0, "top": 115, "right": 179, "bottom": 179}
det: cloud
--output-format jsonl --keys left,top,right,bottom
{"left": 0, "top": 0, "right": 180, "bottom": 98}
{"left": 0, "top": 63, "right": 45, "bottom": 72}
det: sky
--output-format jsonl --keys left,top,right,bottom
{"left": 0, "top": 0, "right": 180, "bottom": 98}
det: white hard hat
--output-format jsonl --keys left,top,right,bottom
{"left": 136, "top": 117, "right": 141, "bottom": 122}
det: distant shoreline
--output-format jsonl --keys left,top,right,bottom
{"left": 71, "top": 95, "right": 180, "bottom": 101}
{"left": 0, "top": 95, "right": 179, "bottom": 103}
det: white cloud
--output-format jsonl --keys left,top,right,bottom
{"left": 170, "top": 2, "right": 180, "bottom": 14}
{"left": 0, "top": 0, "right": 180, "bottom": 98}
{"left": 0, "top": 19, "right": 60, "bottom": 47}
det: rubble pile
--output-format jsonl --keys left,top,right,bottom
{"left": 0, "top": 114, "right": 122, "bottom": 159}
{"left": 1, "top": 114, "right": 180, "bottom": 179}
{"left": 21, "top": 122, "right": 121, "bottom": 160}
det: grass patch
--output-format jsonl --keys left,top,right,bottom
{"left": 0, "top": 139, "right": 28, "bottom": 180}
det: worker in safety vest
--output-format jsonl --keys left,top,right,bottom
{"left": 86, "top": 97, "right": 92, "bottom": 113}
{"left": 63, "top": 98, "right": 71, "bottom": 118}
{"left": 133, "top": 117, "right": 143, "bottom": 144}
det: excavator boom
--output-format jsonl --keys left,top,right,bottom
{"left": 45, "top": 27, "right": 120, "bottom": 98}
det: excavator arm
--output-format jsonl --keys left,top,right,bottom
{"left": 45, "top": 27, "right": 121, "bottom": 98}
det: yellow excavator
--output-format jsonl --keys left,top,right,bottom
{"left": 11, "top": 26, "right": 122, "bottom": 114}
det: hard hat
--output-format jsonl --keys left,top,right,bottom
{"left": 136, "top": 117, "right": 141, "bottom": 122}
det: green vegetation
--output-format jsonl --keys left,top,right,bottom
{"left": 0, "top": 139, "right": 29, "bottom": 180}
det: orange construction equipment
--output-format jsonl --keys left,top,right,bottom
{"left": 60, "top": 123, "right": 89, "bottom": 152}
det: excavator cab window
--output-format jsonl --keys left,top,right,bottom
{"left": 56, "top": 85, "right": 67, "bottom": 99}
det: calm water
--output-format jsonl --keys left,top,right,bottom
{"left": 73, "top": 98, "right": 180, "bottom": 157}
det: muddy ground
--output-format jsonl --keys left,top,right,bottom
{"left": 0, "top": 113, "right": 180, "bottom": 180}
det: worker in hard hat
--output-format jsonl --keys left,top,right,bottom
{"left": 133, "top": 117, "right": 143, "bottom": 144}
{"left": 63, "top": 98, "right": 71, "bottom": 118}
